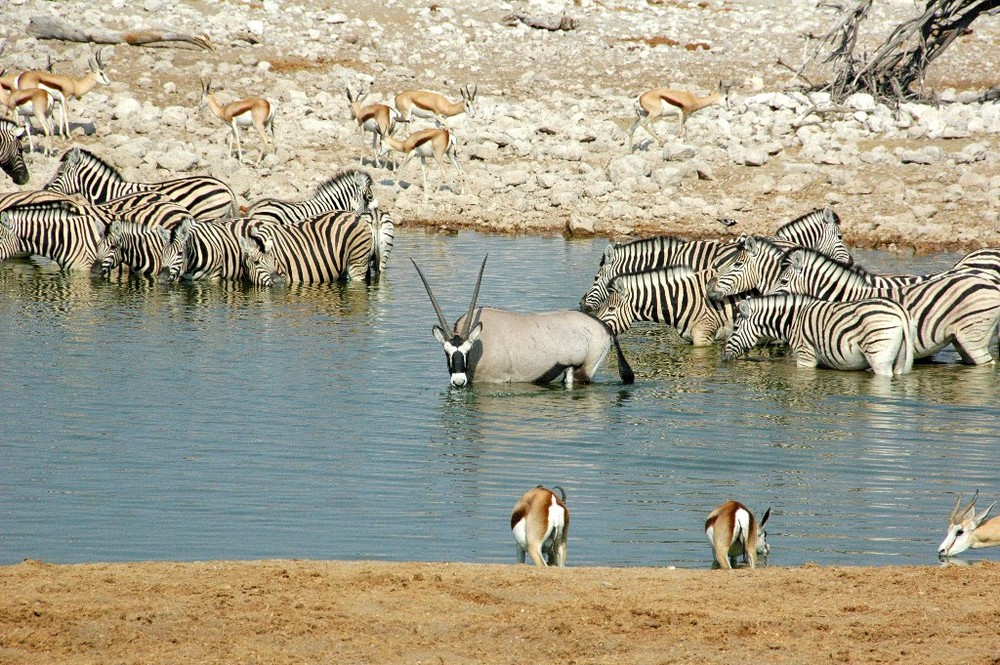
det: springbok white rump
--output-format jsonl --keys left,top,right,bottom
{"left": 510, "top": 485, "right": 569, "bottom": 567}
{"left": 938, "top": 491, "right": 1000, "bottom": 558}
{"left": 705, "top": 500, "right": 771, "bottom": 569}
{"left": 412, "top": 256, "right": 634, "bottom": 387}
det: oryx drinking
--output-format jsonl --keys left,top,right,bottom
{"left": 412, "top": 256, "right": 635, "bottom": 387}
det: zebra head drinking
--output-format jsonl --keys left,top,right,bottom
{"left": 0, "top": 119, "right": 29, "bottom": 185}
{"left": 412, "top": 256, "right": 634, "bottom": 387}
{"left": 95, "top": 220, "right": 176, "bottom": 279}
{"left": 723, "top": 294, "right": 915, "bottom": 376}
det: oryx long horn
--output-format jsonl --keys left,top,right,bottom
{"left": 463, "top": 255, "right": 488, "bottom": 336}
{"left": 411, "top": 259, "right": 451, "bottom": 332}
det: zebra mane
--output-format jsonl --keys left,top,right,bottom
{"left": 312, "top": 169, "right": 372, "bottom": 200}
{"left": 600, "top": 235, "right": 691, "bottom": 267}
{"left": 58, "top": 147, "right": 127, "bottom": 183}
{"left": 782, "top": 247, "right": 875, "bottom": 280}
{"left": 775, "top": 206, "right": 839, "bottom": 237}
{"left": 742, "top": 235, "right": 790, "bottom": 257}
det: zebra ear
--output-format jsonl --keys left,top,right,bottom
{"left": 0, "top": 212, "right": 11, "bottom": 231}
{"left": 744, "top": 235, "right": 757, "bottom": 253}
{"left": 602, "top": 243, "right": 615, "bottom": 262}
{"left": 790, "top": 250, "right": 804, "bottom": 270}
{"left": 173, "top": 218, "right": 194, "bottom": 243}
{"left": 156, "top": 226, "right": 171, "bottom": 243}
{"left": 238, "top": 236, "right": 256, "bottom": 253}
{"left": 108, "top": 220, "right": 122, "bottom": 236}
{"left": 737, "top": 298, "right": 752, "bottom": 317}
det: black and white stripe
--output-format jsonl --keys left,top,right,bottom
{"left": 95, "top": 221, "right": 175, "bottom": 279}
{"left": 159, "top": 218, "right": 278, "bottom": 285}
{"left": 244, "top": 169, "right": 376, "bottom": 224}
{"left": 242, "top": 210, "right": 376, "bottom": 285}
{"left": 723, "top": 294, "right": 914, "bottom": 376}
{"left": 774, "top": 248, "right": 1000, "bottom": 364}
{"left": 771, "top": 206, "right": 853, "bottom": 266}
{"left": 0, "top": 209, "right": 104, "bottom": 271}
{"left": 44, "top": 147, "right": 237, "bottom": 221}
{"left": 0, "top": 119, "right": 29, "bottom": 185}
{"left": 595, "top": 267, "right": 737, "bottom": 346}
{"left": 581, "top": 236, "right": 731, "bottom": 311}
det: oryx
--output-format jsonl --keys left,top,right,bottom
{"left": 412, "top": 256, "right": 635, "bottom": 387}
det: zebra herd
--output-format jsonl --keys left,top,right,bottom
{"left": 582, "top": 206, "right": 1000, "bottom": 377}
{"left": 0, "top": 146, "right": 396, "bottom": 284}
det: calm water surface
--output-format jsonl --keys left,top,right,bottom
{"left": 1, "top": 230, "right": 997, "bottom": 568}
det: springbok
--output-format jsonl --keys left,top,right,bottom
{"left": 394, "top": 85, "right": 477, "bottom": 126}
{"left": 380, "top": 127, "right": 465, "bottom": 201}
{"left": 628, "top": 81, "right": 727, "bottom": 147}
{"left": 411, "top": 256, "right": 635, "bottom": 387}
{"left": 511, "top": 485, "right": 569, "bottom": 567}
{"left": 13, "top": 48, "right": 109, "bottom": 136}
{"left": 705, "top": 500, "right": 771, "bottom": 569}
{"left": 346, "top": 86, "right": 399, "bottom": 168}
{"left": 200, "top": 78, "right": 276, "bottom": 165}
{"left": 0, "top": 84, "right": 55, "bottom": 153}
{"left": 938, "top": 491, "right": 1000, "bottom": 558}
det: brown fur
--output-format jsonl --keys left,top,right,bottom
{"left": 705, "top": 500, "right": 768, "bottom": 569}
{"left": 510, "top": 486, "right": 568, "bottom": 567}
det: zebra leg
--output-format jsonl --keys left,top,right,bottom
{"left": 951, "top": 336, "right": 997, "bottom": 365}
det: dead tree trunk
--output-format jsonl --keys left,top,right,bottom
{"left": 28, "top": 16, "right": 214, "bottom": 51}
{"left": 806, "top": 0, "right": 1000, "bottom": 102}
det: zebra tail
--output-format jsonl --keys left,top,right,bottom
{"left": 895, "top": 320, "right": 916, "bottom": 375}
{"left": 612, "top": 335, "right": 635, "bottom": 385}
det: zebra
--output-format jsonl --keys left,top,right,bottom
{"left": 240, "top": 210, "right": 377, "bottom": 285}
{"left": 95, "top": 220, "right": 178, "bottom": 279}
{"left": 722, "top": 294, "right": 915, "bottom": 376}
{"left": 244, "top": 169, "right": 377, "bottom": 224}
{"left": 580, "top": 206, "right": 853, "bottom": 311}
{"left": 594, "top": 267, "right": 739, "bottom": 346}
{"left": 44, "top": 147, "right": 238, "bottom": 221}
{"left": 773, "top": 248, "right": 1000, "bottom": 364}
{"left": 0, "top": 118, "right": 29, "bottom": 185}
{"left": 770, "top": 206, "right": 853, "bottom": 266}
{"left": 159, "top": 218, "right": 279, "bottom": 285}
{"left": 707, "top": 235, "right": 921, "bottom": 301}
{"left": 369, "top": 208, "right": 395, "bottom": 274}
{"left": 580, "top": 236, "right": 733, "bottom": 311}
{"left": 0, "top": 210, "right": 104, "bottom": 271}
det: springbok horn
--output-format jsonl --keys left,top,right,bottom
{"left": 410, "top": 259, "right": 451, "bottom": 333}
{"left": 951, "top": 490, "right": 979, "bottom": 523}
{"left": 463, "top": 255, "right": 488, "bottom": 337}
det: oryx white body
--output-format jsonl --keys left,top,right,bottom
{"left": 394, "top": 85, "right": 477, "bottom": 126}
{"left": 13, "top": 49, "right": 109, "bottom": 136}
{"left": 381, "top": 127, "right": 464, "bottom": 201}
{"left": 628, "top": 85, "right": 723, "bottom": 146}
{"left": 938, "top": 492, "right": 1000, "bottom": 558}
{"left": 705, "top": 500, "right": 771, "bottom": 569}
{"left": 511, "top": 485, "right": 568, "bottom": 567}
{"left": 201, "top": 78, "right": 276, "bottom": 165}
{"left": 412, "top": 257, "right": 634, "bottom": 388}
{"left": 346, "top": 87, "right": 400, "bottom": 168}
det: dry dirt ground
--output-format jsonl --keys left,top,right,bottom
{"left": 2, "top": 558, "right": 1000, "bottom": 664}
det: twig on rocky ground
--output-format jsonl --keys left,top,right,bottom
{"left": 501, "top": 13, "right": 579, "bottom": 31}
{"left": 28, "top": 15, "right": 214, "bottom": 51}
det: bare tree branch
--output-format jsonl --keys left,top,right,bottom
{"left": 28, "top": 16, "right": 214, "bottom": 51}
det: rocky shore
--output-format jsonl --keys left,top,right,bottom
{"left": 2, "top": 0, "right": 998, "bottom": 253}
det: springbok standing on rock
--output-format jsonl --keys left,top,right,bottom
{"left": 201, "top": 78, "right": 276, "bottom": 165}
{"left": 412, "top": 255, "right": 635, "bottom": 387}
{"left": 346, "top": 86, "right": 400, "bottom": 168}
{"left": 13, "top": 48, "right": 109, "bottom": 137}
{"left": 394, "top": 85, "right": 477, "bottom": 127}
{"left": 0, "top": 84, "right": 55, "bottom": 154}
{"left": 628, "top": 82, "right": 727, "bottom": 147}
{"left": 705, "top": 500, "right": 771, "bottom": 569}
{"left": 938, "top": 491, "right": 1000, "bottom": 558}
{"left": 380, "top": 127, "right": 465, "bottom": 201}
{"left": 511, "top": 485, "right": 569, "bottom": 567}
